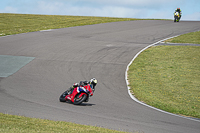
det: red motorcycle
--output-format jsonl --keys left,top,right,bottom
{"left": 59, "top": 84, "right": 94, "bottom": 105}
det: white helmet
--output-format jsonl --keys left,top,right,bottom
{"left": 90, "top": 78, "right": 97, "bottom": 87}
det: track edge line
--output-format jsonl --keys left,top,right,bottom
{"left": 125, "top": 35, "right": 200, "bottom": 122}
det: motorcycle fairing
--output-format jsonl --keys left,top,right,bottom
{"left": 174, "top": 12, "right": 179, "bottom": 17}
{"left": 65, "top": 84, "right": 93, "bottom": 103}
{"left": 71, "top": 86, "right": 88, "bottom": 103}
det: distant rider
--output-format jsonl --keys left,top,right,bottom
{"left": 175, "top": 8, "right": 182, "bottom": 19}
{"left": 66, "top": 78, "right": 97, "bottom": 94}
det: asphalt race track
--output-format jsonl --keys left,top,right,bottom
{"left": 0, "top": 20, "right": 200, "bottom": 133}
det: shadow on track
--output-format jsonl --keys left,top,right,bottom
{"left": 60, "top": 101, "right": 95, "bottom": 106}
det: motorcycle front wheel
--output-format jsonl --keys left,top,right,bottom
{"left": 174, "top": 17, "right": 177, "bottom": 22}
{"left": 73, "top": 93, "right": 87, "bottom": 105}
{"left": 59, "top": 91, "right": 68, "bottom": 102}
{"left": 174, "top": 18, "right": 176, "bottom": 22}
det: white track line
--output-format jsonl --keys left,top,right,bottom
{"left": 125, "top": 35, "right": 200, "bottom": 122}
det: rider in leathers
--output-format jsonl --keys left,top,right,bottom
{"left": 66, "top": 78, "right": 97, "bottom": 94}
{"left": 175, "top": 8, "right": 182, "bottom": 19}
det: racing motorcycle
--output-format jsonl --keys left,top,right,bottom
{"left": 59, "top": 84, "right": 94, "bottom": 105}
{"left": 174, "top": 11, "right": 180, "bottom": 22}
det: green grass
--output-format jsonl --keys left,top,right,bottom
{"left": 0, "top": 13, "right": 199, "bottom": 132}
{"left": 0, "top": 113, "right": 127, "bottom": 133}
{"left": 128, "top": 45, "right": 200, "bottom": 118}
{"left": 165, "top": 31, "right": 200, "bottom": 44}
{"left": 0, "top": 13, "right": 137, "bottom": 36}
{"left": 0, "top": 13, "right": 140, "bottom": 133}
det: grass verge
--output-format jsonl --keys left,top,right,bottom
{"left": 0, "top": 113, "right": 127, "bottom": 133}
{"left": 0, "top": 13, "right": 139, "bottom": 133}
{"left": 128, "top": 45, "right": 200, "bottom": 118}
{"left": 0, "top": 13, "right": 138, "bottom": 36}
{"left": 0, "top": 13, "right": 199, "bottom": 131}
{"left": 165, "top": 31, "right": 200, "bottom": 44}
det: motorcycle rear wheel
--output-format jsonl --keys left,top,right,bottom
{"left": 73, "top": 93, "right": 87, "bottom": 105}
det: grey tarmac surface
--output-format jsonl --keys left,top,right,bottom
{"left": 0, "top": 20, "right": 200, "bottom": 133}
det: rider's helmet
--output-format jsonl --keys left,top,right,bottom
{"left": 79, "top": 81, "right": 85, "bottom": 86}
{"left": 177, "top": 8, "right": 180, "bottom": 11}
{"left": 90, "top": 78, "right": 97, "bottom": 88}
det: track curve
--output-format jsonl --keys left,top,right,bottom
{"left": 0, "top": 20, "right": 200, "bottom": 133}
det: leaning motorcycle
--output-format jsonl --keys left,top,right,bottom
{"left": 59, "top": 84, "right": 94, "bottom": 105}
{"left": 174, "top": 11, "right": 180, "bottom": 22}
